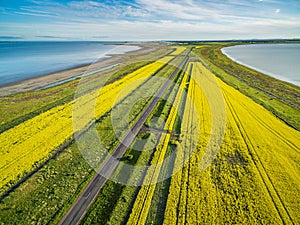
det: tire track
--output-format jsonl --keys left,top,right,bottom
{"left": 173, "top": 63, "right": 193, "bottom": 225}
{"left": 238, "top": 101, "right": 300, "bottom": 154}
{"left": 184, "top": 64, "right": 195, "bottom": 225}
{"left": 223, "top": 90, "right": 294, "bottom": 225}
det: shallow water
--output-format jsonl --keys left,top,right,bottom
{"left": 222, "top": 44, "right": 300, "bottom": 86}
{"left": 0, "top": 41, "right": 140, "bottom": 87}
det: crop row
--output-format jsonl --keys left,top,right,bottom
{"left": 163, "top": 62, "right": 210, "bottom": 224}
{"left": 126, "top": 63, "right": 190, "bottom": 225}
{"left": 0, "top": 56, "right": 173, "bottom": 194}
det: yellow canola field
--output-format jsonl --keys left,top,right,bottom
{"left": 163, "top": 62, "right": 300, "bottom": 224}
{"left": 170, "top": 46, "right": 186, "bottom": 55}
{"left": 127, "top": 64, "right": 190, "bottom": 225}
{"left": 221, "top": 76, "right": 300, "bottom": 224}
{"left": 0, "top": 56, "right": 173, "bottom": 192}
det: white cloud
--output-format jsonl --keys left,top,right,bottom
{"left": 135, "top": 0, "right": 291, "bottom": 23}
{"left": 1, "top": 0, "right": 300, "bottom": 40}
{"left": 257, "top": 0, "right": 280, "bottom": 3}
{"left": 2, "top": 16, "right": 299, "bottom": 41}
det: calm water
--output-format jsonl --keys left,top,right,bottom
{"left": 0, "top": 42, "right": 140, "bottom": 87}
{"left": 222, "top": 44, "right": 300, "bottom": 86}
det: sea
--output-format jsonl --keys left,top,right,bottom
{"left": 222, "top": 44, "right": 300, "bottom": 87}
{"left": 0, "top": 41, "right": 140, "bottom": 87}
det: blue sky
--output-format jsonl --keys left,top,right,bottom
{"left": 0, "top": 0, "right": 299, "bottom": 40}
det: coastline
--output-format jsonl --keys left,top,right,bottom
{"left": 35, "top": 63, "right": 121, "bottom": 91}
{"left": 221, "top": 45, "right": 300, "bottom": 87}
{"left": 0, "top": 43, "right": 154, "bottom": 97}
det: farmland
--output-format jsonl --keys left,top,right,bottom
{"left": 0, "top": 56, "right": 174, "bottom": 194}
{"left": 0, "top": 42, "right": 299, "bottom": 225}
{"left": 162, "top": 61, "right": 300, "bottom": 224}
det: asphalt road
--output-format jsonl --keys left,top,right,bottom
{"left": 58, "top": 51, "right": 190, "bottom": 225}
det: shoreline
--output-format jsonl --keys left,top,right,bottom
{"left": 221, "top": 45, "right": 300, "bottom": 87}
{"left": 35, "top": 63, "right": 121, "bottom": 91}
{"left": 0, "top": 43, "right": 154, "bottom": 97}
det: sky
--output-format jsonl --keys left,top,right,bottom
{"left": 0, "top": 0, "right": 300, "bottom": 41}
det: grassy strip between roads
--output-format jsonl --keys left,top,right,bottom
{"left": 126, "top": 60, "right": 189, "bottom": 225}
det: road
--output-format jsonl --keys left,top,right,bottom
{"left": 58, "top": 51, "right": 190, "bottom": 225}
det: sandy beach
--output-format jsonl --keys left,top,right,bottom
{"left": 0, "top": 43, "right": 159, "bottom": 97}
